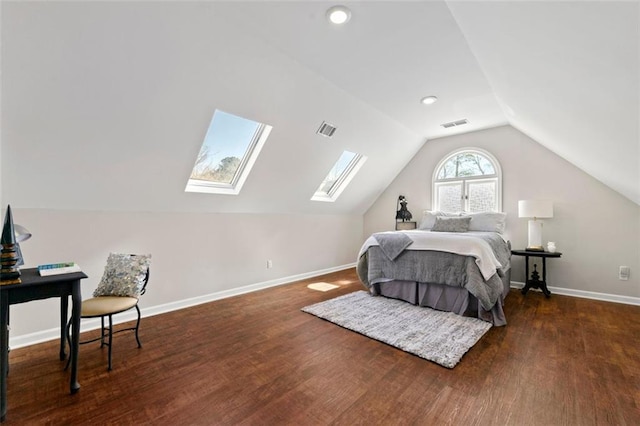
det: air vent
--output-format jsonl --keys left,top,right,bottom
{"left": 317, "top": 121, "right": 337, "bottom": 138}
{"left": 441, "top": 119, "right": 468, "bottom": 129}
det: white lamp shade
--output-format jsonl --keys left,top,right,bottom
{"left": 518, "top": 200, "right": 553, "bottom": 219}
{"left": 14, "top": 224, "right": 32, "bottom": 243}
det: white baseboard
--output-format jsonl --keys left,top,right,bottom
{"left": 9, "top": 262, "right": 357, "bottom": 349}
{"left": 10, "top": 269, "right": 637, "bottom": 349}
{"left": 510, "top": 281, "right": 640, "bottom": 306}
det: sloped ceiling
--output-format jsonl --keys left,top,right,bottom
{"left": 1, "top": 1, "right": 638, "bottom": 215}
{"left": 447, "top": 1, "right": 639, "bottom": 205}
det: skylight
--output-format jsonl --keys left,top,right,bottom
{"left": 186, "top": 110, "right": 272, "bottom": 195}
{"left": 312, "top": 150, "right": 366, "bottom": 202}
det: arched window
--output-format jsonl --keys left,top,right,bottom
{"left": 433, "top": 148, "right": 502, "bottom": 212}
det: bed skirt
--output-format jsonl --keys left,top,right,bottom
{"left": 372, "top": 268, "right": 511, "bottom": 326}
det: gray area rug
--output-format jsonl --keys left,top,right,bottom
{"left": 301, "top": 291, "right": 492, "bottom": 368}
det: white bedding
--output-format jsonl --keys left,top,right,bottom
{"left": 358, "top": 230, "right": 503, "bottom": 281}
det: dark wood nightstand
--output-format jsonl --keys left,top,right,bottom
{"left": 395, "top": 221, "right": 417, "bottom": 231}
{"left": 511, "top": 249, "right": 562, "bottom": 298}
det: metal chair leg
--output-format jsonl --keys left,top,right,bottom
{"left": 100, "top": 316, "right": 106, "bottom": 347}
{"left": 134, "top": 305, "right": 142, "bottom": 348}
{"left": 66, "top": 302, "right": 143, "bottom": 372}
{"left": 107, "top": 314, "right": 113, "bottom": 371}
{"left": 64, "top": 319, "right": 72, "bottom": 371}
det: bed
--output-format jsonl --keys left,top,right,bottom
{"left": 356, "top": 212, "right": 511, "bottom": 326}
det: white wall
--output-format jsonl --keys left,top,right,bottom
{"left": 1, "top": 1, "right": 379, "bottom": 347}
{"left": 8, "top": 208, "right": 362, "bottom": 341}
{"left": 364, "top": 125, "right": 640, "bottom": 299}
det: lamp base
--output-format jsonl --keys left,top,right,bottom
{"left": 527, "top": 219, "right": 544, "bottom": 252}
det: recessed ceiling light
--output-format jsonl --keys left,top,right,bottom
{"left": 327, "top": 6, "right": 351, "bottom": 25}
{"left": 421, "top": 96, "right": 438, "bottom": 105}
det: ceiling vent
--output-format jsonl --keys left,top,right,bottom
{"left": 317, "top": 121, "right": 337, "bottom": 138}
{"left": 441, "top": 119, "right": 468, "bottom": 129}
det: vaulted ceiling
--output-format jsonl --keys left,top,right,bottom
{"left": 2, "top": 1, "right": 638, "bottom": 214}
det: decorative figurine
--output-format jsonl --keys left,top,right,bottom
{"left": 1, "top": 205, "right": 22, "bottom": 285}
{"left": 395, "top": 195, "right": 413, "bottom": 222}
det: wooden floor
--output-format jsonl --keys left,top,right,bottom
{"left": 4, "top": 268, "right": 640, "bottom": 425}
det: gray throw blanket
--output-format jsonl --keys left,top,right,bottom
{"left": 372, "top": 232, "right": 413, "bottom": 261}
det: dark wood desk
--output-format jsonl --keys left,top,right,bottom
{"left": 511, "top": 250, "right": 562, "bottom": 298}
{"left": 1, "top": 268, "right": 88, "bottom": 422}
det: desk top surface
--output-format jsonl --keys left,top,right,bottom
{"left": 1, "top": 268, "right": 88, "bottom": 289}
{"left": 511, "top": 249, "right": 562, "bottom": 258}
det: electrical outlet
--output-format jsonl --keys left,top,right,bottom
{"left": 619, "top": 266, "right": 630, "bottom": 281}
{"left": 267, "top": 260, "right": 273, "bottom": 269}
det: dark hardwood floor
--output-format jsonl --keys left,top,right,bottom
{"left": 4, "top": 268, "right": 640, "bottom": 425}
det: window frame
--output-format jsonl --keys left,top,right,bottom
{"left": 311, "top": 151, "right": 367, "bottom": 202}
{"left": 432, "top": 147, "right": 502, "bottom": 212}
{"left": 185, "top": 110, "right": 272, "bottom": 195}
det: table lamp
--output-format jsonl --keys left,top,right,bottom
{"left": 518, "top": 200, "right": 553, "bottom": 251}
{"left": 14, "top": 224, "right": 32, "bottom": 267}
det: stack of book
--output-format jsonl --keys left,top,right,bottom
{"left": 38, "top": 262, "right": 82, "bottom": 276}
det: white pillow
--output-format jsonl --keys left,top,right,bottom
{"left": 463, "top": 212, "right": 507, "bottom": 234}
{"left": 418, "top": 210, "right": 461, "bottom": 230}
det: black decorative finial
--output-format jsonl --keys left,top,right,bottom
{"left": 1, "top": 205, "right": 16, "bottom": 245}
{"left": 1, "top": 205, "right": 22, "bottom": 285}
